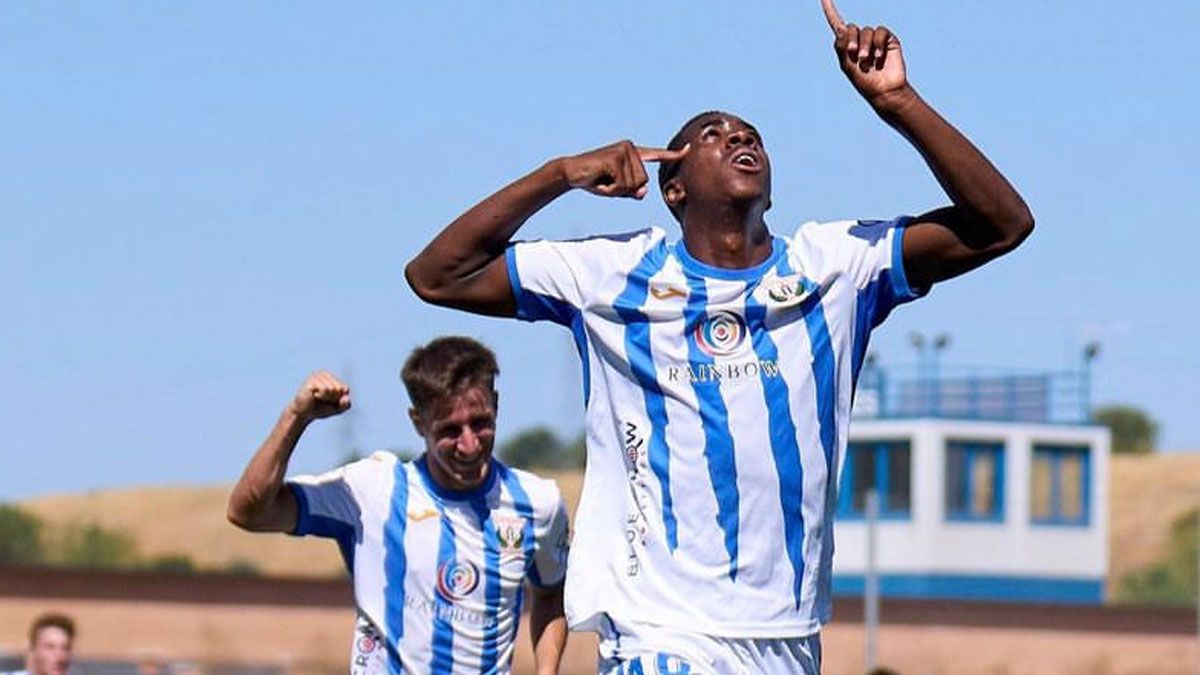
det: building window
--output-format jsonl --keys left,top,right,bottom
{"left": 1031, "top": 444, "right": 1090, "bottom": 526}
{"left": 945, "top": 440, "right": 1004, "bottom": 521}
{"left": 839, "top": 440, "right": 912, "bottom": 519}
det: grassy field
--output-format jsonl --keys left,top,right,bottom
{"left": 19, "top": 455, "right": 1200, "bottom": 589}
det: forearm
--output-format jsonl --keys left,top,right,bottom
{"left": 529, "top": 585, "right": 567, "bottom": 675}
{"left": 873, "top": 85, "right": 1033, "bottom": 245}
{"left": 405, "top": 159, "right": 570, "bottom": 304}
{"left": 227, "top": 406, "right": 308, "bottom": 531}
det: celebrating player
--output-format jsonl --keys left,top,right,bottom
{"left": 227, "top": 337, "right": 569, "bottom": 674}
{"left": 405, "top": 1, "right": 1032, "bottom": 672}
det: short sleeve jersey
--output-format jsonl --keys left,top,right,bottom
{"left": 287, "top": 452, "right": 569, "bottom": 674}
{"left": 505, "top": 218, "right": 922, "bottom": 637}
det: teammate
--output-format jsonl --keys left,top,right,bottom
{"left": 405, "top": 1, "right": 1032, "bottom": 672}
{"left": 3, "top": 613, "right": 74, "bottom": 675}
{"left": 227, "top": 337, "right": 569, "bottom": 674}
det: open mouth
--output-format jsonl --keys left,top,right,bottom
{"left": 730, "top": 150, "right": 762, "bottom": 173}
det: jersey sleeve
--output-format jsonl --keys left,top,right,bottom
{"left": 504, "top": 229, "right": 664, "bottom": 325}
{"left": 529, "top": 493, "right": 569, "bottom": 588}
{"left": 797, "top": 216, "right": 925, "bottom": 329}
{"left": 286, "top": 463, "right": 363, "bottom": 561}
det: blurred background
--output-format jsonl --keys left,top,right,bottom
{"left": 2, "top": 1, "right": 1199, "bottom": 673}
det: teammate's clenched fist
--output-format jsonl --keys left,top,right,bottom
{"left": 290, "top": 371, "right": 351, "bottom": 421}
{"left": 557, "top": 140, "right": 690, "bottom": 200}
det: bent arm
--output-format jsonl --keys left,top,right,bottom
{"left": 404, "top": 160, "right": 572, "bottom": 317}
{"left": 529, "top": 582, "right": 567, "bottom": 675}
{"left": 876, "top": 86, "right": 1034, "bottom": 290}
{"left": 226, "top": 406, "right": 306, "bottom": 532}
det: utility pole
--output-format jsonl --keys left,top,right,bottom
{"left": 865, "top": 488, "right": 880, "bottom": 672}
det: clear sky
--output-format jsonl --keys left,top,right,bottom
{"left": 3, "top": 1, "right": 1198, "bottom": 500}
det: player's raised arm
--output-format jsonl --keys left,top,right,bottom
{"left": 820, "top": 0, "right": 1034, "bottom": 290}
{"left": 227, "top": 371, "right": 351, "bottom": 533}
{"left": 404, "top": 142, "right": 689, "bottom": 316}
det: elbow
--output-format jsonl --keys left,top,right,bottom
{"left": 404, "top": 259, "right": 456, "bottom": 308}
{"left": 994, "top": 207, "right": 1035, "bottom": 255}
{"left": 226, "top": 498, "right": 259, "bottom": 532}
{"left": 226, "top": 503, "right": 250, "bottom": 531}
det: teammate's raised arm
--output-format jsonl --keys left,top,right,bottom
{"left": 227, "top": 371, "right": 351, "bottom": 533}
{"left": 404, "top": 141, "right": 688, "bottom": 316}
{"left": 820, "top": 0, "right": 1034, "bottom": 290}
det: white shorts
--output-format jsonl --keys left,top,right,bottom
{"left": 596, "top": 616, "right": 822, "bottom": 675}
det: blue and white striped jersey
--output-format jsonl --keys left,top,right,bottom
{"left": 505, "top": 217, "right": 922, "bottom": 637}
{"left": 288, "top": 452, "right": 569, "bottom": 674}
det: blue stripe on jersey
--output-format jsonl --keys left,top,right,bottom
{"left": 430, "top": 504, "right": 458, "bottom": 675}
{"left": 383, "top": 462, "right": 410, "bottom": 675}
{"left": 288, "top": 483, "right": 358, "bottom": 572}
{"left": 802, "top": 292, "right": 839, "bottom": 615}
{"left": 851, "top": 281, "right": 879, "bottom": 387}
{"left": 681, "top": 270, "right": 740, "bottom": 580}
{"left": 743, "top": 280, "right": 806, "bottom": 608}
{"left": 471, "top": 498, "right": 502, "bottom": 673}
{"left": 612, "top": 242, "right": 678, "bottom": 549}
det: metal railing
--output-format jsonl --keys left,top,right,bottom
{"left": 853, "top": 364, "right": 1092, "bottom": 425}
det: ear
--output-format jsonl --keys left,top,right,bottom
{"left": 491, "top": 389, "right": 500, "bottom": 413}
{"left": 408, "top": 407, "right": 425, "bottom": 436}
{"left": 664, "top": 177, "right": 686, "bottom": 211}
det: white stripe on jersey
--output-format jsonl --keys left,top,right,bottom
{"left": 506, "top": 217, "right": 922, "bottom": 637}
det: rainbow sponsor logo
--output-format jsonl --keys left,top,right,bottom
{"left": 436, "top": 559, "right": 480, "bottom": 601}
{"left": 692, "top": 310, "right": 747, "bottom": 358}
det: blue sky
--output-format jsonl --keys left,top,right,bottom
{"left": 2, "top": 1, "right": 1197, "bottom": 500}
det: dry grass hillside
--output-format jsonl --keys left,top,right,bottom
{"left": 1108, "top": 452, "right": 1200, "bottom": 583}
{"left": 18, "top": 455, "right": 1200, "bottom": 589}
{"left": 21, "top": 471, "right": 585, "bottom": 578}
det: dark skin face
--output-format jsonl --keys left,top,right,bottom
{"left": 664, "top": 113, "right": 772, "bottom": 228}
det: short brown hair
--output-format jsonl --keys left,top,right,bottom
{"left": 401, "top": 336, "right": 499, "bottom": 414}
{"left": 29, "top": 612, "right": 74, "bottom": 647}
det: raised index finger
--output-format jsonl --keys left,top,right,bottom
{"left": 820, "top": 0, "right": 846, "bottom": 34}
{"left": 637, "top": 144, "right": 690, "bottom": 163}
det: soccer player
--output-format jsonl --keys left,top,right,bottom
{"left": 4, "top": 613, "right": 74, "bottom": 675}
{"left": 404, "top": 1, "right": 1033, "bottom": 672}
{"left": 227, "top": 337, "right": 569, "bottom": 674}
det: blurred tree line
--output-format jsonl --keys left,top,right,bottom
{"left": 497, "top": 427, "right": 585, "bottom": 472}
{"left": 0, "top": 503, "right": 258, "bottom": 575}
{"left": 1092, "top": 404, "right": 1158, "bottom": 455}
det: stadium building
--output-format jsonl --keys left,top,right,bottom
{"left": 833, "top": 354, "right": 1110, "bottom": 604}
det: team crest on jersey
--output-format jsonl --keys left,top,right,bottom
{"left": 693, "top": 310, "right": 748, "bottom": 357}
{"left": 436, "top": 559, "right": 480, "bottom": 601}
{"left": 493, "top": 515, "right": 526, "bottom": 553}
{"left": 759, "top": 274, "right": 814, "bottom": 307}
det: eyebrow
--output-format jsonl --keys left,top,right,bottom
{"left": 695, "top": 118, "right": 760, "bottom": 138}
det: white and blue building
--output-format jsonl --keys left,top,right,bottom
{"left": 833, "top": 364, "right": 1110, "bottom": 604}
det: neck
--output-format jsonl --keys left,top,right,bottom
{"left": 680, "top": 202, "right": 772, "bottom": 269}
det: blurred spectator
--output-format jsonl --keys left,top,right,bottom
{"left": 2, "top": 613, "right": 74, "bottom": 675}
